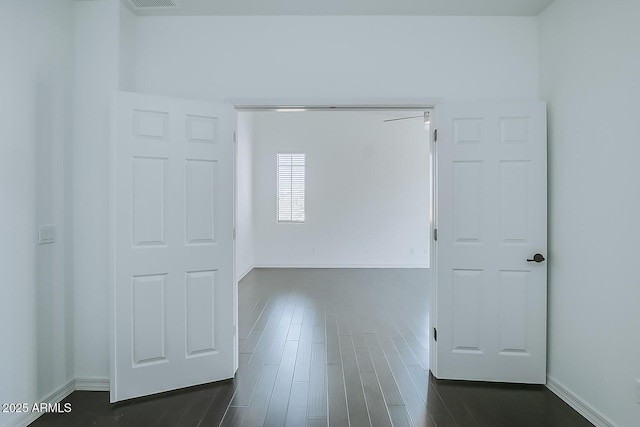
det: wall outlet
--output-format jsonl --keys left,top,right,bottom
{"left": 410, "top": 248, "right": 415, "bottom": 255}
{"left": 636, "top": 379, "right": 640, "bottom": 404}
{"left": 38, "top": 225, "right": 57, "bottom": 245}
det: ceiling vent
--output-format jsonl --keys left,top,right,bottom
{"left": 127, "top": 0, "right": 180, "bottom": 9}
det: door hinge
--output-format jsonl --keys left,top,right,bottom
{"left": 434, "top": 128, "right": 438, "bottom": 142}
{"left": 433, "top": 327, "right": 437, "bottom": 342}
{"left": 433, "top": 228, "right": 438, "bottom": 241}
{"left": 233, "top": 131, "right": 237, "bottom": 143}
{"left": 233, "top": 228, "right": 236, "bottom": 240}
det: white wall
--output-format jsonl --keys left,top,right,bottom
{"left": 539, "top": 1, "right": 640, "bottom": 426}
{"left": 236, "top": 112, "right": 255, "bottom": 279}
{"left": 135, "top": 16, "right": 539, "bottom": 102}
{"left": 0, "top": 1, "right": 75, "bottom": 426}
{"left": 119, "top": 3, "right": 137, "bottom": 92}
{"left": 7, "top": 5, "right": 636, "bottom": 425}
{"left": 73, "top": 14, "right": 540, "bottom": 380}
{"left": 73, "top": 0, "right": 120, "bottom": 383}
{"left": 253, "top": 111, "right": 430, "bottom": 267}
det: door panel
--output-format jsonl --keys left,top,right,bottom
{"left": 111, "top": 92, "right": 235, "bottom": 402}
{"left": 435, "top": 102, "right": 547, "bottom": 383}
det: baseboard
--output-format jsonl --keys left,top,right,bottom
{"left": 546, "top": 375, "right": 617, "bottom": 427}
{"left": 4, "top": 379, "right": 75, "bottom": 427}
{"left": 253, "top": 264, "right": 430, "bottom": 269}
{"left": 237, "top": 266, "right": 254, "bottom": 282}
{"left": 74, "top": 377, "right": 110, "bottom": 391}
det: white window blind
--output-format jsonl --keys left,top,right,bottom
{"left": 277, "top": 153, "right": 305, "bottom": 223}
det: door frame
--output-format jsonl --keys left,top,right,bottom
{"left": 231, "top": 99, "right": 439, "bottom": 372}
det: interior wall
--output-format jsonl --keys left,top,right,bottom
{"left": 253, "top": 111, "right": 430, "bottom": 267}
{"left": 236, "top": 112, "right": 255, "bottom": 279}
{"left": 0, "top": 1, "right": 75, "bottom": 426}
{"left": 538, "top": 1, "right": 640, "bottom": 426}
{"left": 73, "top": 0, "right": 120, "bottom": 383}
{"left": 12, "top": 5, "right": 635, "bottom": 425}
{"left": 134, "top": 16, "right": 539, "bottom": 101}
{"left": 74, "top": 13, "right": 540, "bottom": 380}
{"left": 10, "top": 4, "right": 638, "bottom": 426}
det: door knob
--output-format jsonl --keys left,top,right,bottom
{"left": 527, "top": 254, "right": 545, "bottom": 263}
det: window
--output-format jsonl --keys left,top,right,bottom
{"left": 277, "top": 153, "right": 305, "bottom": 222}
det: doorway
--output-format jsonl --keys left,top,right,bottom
{"left": 110, "top": 94, "right": 547, "bottom": 403}
{"left": 234, "top": 108, "right": 435, "bottom": 280}
{"left": 232, "top": 107, "right": 435, "bottom": 425}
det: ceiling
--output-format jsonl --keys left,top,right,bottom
{"left": 123, "top": 0, "right": 554, "bottom": 17}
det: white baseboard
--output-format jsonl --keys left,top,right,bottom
{"left": 546, "top": 375, "right": 617, "bottom": 427}
{"left": 75, "top": 377, "right": 110, "bottom": 391}
{"left": 237, "top": 266, "right": 254, "bottom": 282}
{"left": 5, "top": 379, "right": 75, "bottom": 427}
{"left": 253, "top": 264, "right": 430, "bottom": 269}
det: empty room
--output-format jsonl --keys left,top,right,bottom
{"left": 232, "top": 108, "right": 433, "bottom": 425}
{"left": 2, "top": 0, "right": 639, "bottom": 427}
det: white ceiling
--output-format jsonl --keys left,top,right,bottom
{"left": 124, "top": 0, "right": 554, "bottom": 17}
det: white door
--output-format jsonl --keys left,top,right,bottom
{"left": 434, "top": 102, "right": 547, "bottom": 383}
{"left": 110, "top": 92, "right": 236, "bottom": 402}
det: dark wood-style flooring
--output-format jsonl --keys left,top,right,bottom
{"left": 31, "top": 268, "right": 592, "bottom": 427}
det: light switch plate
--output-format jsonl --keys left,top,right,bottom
{"left": 38, "top": 225, "right": 57, "bottom": 245}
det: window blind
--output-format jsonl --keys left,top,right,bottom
{"left": 277, "top": 153, "right": 305, "bottom": 222}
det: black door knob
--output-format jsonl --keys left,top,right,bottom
{"left": 527, "top": 254, "right": 545, "bottom": 263}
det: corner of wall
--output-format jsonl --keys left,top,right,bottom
{"left": 118, "top": 0, "right": 137, "bottom": 92}
{"left": 236, "top": 111, "right": 256, "bottom": 280}
{"left": 73, "top": 0, "right": 121, "bottom": 381}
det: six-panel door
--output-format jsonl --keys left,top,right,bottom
{"left": 111, "top": 92, "right": 235, "bottom": 402}
{"left": 435, "top": 102, "right": 547, "bottom": 383}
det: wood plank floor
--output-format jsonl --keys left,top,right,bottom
{"left": 31, "top": 268, "right": 593, "bottom": 427}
